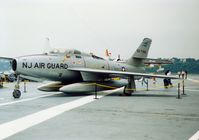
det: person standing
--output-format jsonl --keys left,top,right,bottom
{"left": 164, "top": 70, "right": 172, "bottom": 88}
{"left": 185, "top": 70, "right": 188, "bottom": 79}
{"left": 167, "top": 70, "right": 173, "bottom": 87}
{"left": 181, "top": 70, "right": 185, "bottom": 79}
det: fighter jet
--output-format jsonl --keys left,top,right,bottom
{"left": 4, "top": 38, "right": 179, "bottom": 98}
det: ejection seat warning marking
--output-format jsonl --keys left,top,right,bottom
{"left": 0, "top": 95, "right": 103, "bottom": 139}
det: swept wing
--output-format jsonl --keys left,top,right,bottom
{"left": 68, "top": 68, "right": 179, "bottom": 79}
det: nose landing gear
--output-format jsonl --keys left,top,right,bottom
{"left": 13, "top": 75, "right": 21, "bottom": 98}
{"left": 13, "top": 89, "right": 21, "bottom": 98}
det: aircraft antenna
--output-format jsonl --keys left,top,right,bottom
{"left": 43, "top": 37, "right": 52, "bottom": 54}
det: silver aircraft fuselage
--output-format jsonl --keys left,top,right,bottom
{"left": 12, "top": 49, "right": 144, "bottom": 83}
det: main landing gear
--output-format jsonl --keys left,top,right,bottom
{"left": 122, "top": 76, "right": 136, "bottom": 96}
{"left": 13, "top": 75, "right": 21, "bottom": 98}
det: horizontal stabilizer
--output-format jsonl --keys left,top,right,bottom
{"left": 144, "top": 58, "right": 173, "bottom": 65}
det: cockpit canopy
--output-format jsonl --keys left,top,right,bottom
{"left": 45, "top": 48, "right": 104, "bottom": 60}
{"left": 47, "top": 48, "right": 81, "bottom": 55}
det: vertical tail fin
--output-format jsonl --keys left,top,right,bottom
{"left": 127, "top": 38, "right": 152, "bottom": 66}
{"left": 132, "top": 38, "right": 152, "bottom": 59}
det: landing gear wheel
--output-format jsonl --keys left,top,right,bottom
{"left": 119, "top": 86, "right": 132, "bottom": 96}
{"left": 13, "top": 90, "right": 21, "bottom": 98}
{"left": 123, "top": 87, "right": 132, "bottom": 96}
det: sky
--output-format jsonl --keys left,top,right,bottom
{"left": 0, "top": 0, "right": 199, "bottom": 59}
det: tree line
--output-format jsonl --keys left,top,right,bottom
{"left": 145, "top": 58, "right": 199, "bottom": 74}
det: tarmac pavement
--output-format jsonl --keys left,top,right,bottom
{"left": 0, "top": 77, "right": 198, "bottom": 140}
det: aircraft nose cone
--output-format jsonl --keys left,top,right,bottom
{"left": 12, "top": 59, "right": 17, "bottom": 72}
{"left": 11, "top": 58, "right": 22, "bottom": 75}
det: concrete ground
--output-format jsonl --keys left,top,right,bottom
{"left": 0, "top": 76, "right": 199, "bottom": 140}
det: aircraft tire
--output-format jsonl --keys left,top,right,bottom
{"left": 13, "top": 90, "right": 21, "bottom": 98}
{"left": 122, "top": 86, "right": 132, "bottom": 96}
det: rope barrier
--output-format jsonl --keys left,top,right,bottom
{"left": 1, "top": 80, "right": 180, "bottom": 91}
{"left": 1, "top": 79, "right": 187, "bottom": 97}
{"left": 89, "top": 81, "right": 180, "bottom": 92}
